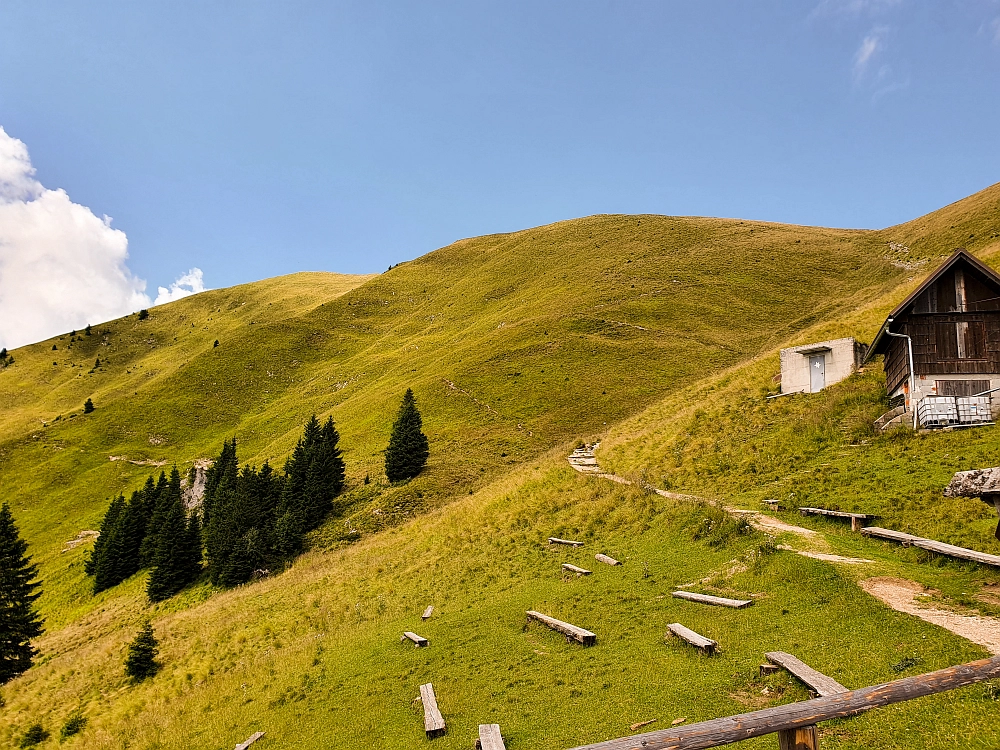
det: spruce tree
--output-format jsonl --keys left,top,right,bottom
{"left": 90, "top": 495, "right": 128, "bottom": 592}
{"left": 83, "top": 398, "right": 94, "bottom": 414}
{"left": 0, "top": 503, "right": 43, "bottom": 684}
{"left": 384, "top": 389, "right": 429, "bottom": 482}
{"left": 147, "top": 493, "right": 200, "bottom": 602}
{"left": 86, "top": 494, "right": 124, "bottom": 578}
{"left": 124, "top": 622, "right": 159, "bottom": 680}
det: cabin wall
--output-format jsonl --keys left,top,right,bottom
{"left": 780, "top": 338, "right": 864, "bottom": 394}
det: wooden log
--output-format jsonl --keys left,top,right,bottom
{"left": 526, "top": 610, "right": 596, "bottom": 645}
{"left": 419, "top": 683, "right": 446, "bottom": 738}
{"left": 860, "top": 527, "right": 922, "bottom": 545}
{"left": 777, "top": 724, "right": 819, "bottom": 750}
{"left": 765, "top": 652, "right": 848, "bottom": 697}
{"left": 562, "top": 563, "right": 592, "bottom": 575}
{"left": 672, "top": 590, "right": 753, "bottom": 609}
{"left": 567, "top": 654, "right": 1000, "bottom": 750}
{"left": 549, "top": 537, "right": 584, "bottom": 547}
{"left": 422, "top": 605, "right": 434, "bottom": 620}
{"left": 235, "top": 732, "right": 265, "bottom": 750}
{"left": 862, "top": 527, "right": 1000, "bottom": 567}
{"left": 595, "top": 553, "right": 621, "bottom": 566}
{"left": 476, "top": 724, "right": 506, "bottom": 750}
{"left": 667, "top": 623, "right": 717, "bottom": 654}
{"left": 402, "top": 631, "right": 429, "bottom": 647}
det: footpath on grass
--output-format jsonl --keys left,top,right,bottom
{"left": 570, "top": 443, "right": 1000, "bottom": 655}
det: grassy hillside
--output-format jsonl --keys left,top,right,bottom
{"left": 3, "top": 184, "right": 1000, "bottom": 748}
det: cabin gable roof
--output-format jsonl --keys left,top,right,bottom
{"left": 866, "top": 249, "right": 1000, "bottom": 360}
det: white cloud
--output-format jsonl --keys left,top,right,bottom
{"left": 0, "top": 127, "right": 206, "bottom": 350}
{"left": 853, "top": 27, "right": 887, "bottom": 77}
{"left": 811, "top": 0, "right": 903, "bottom": 20}
{"left": 155, "top": 268, "right": 206, "bottom": 305}
{"left": 990, "top": 17, "right": 1000, "bottom": 44}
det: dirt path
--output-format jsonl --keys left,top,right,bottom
{"left": 861, "top": 577, "right": 1000, "bottom": 655}
{"left": 569, "top": 445, "right": 866, "bottom": 561}
{"left": 571, "top": 446, "right": 1000, "bottom": 650}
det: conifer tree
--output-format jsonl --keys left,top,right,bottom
{"left": 90, "top": 495, "right": 128, "bottom": 592}
{"left": 83, "top": 398, "right": 94, "bottom": 414}
{"left": 86, "top": 494, "right": 124, "bottom": 578}
{"left": 147, "top": 497, "right": 196, "bottom": 602}
{"left": 0, "top": 503, "right": 43, "bottom": 684}
{"left": 124, "top": 622, "right": 159, "bottom": 680}
{"left": 384, "top": 389, "right": 429, "bottom": 482}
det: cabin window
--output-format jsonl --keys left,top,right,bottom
{"left": 936, "top": 321, "right": 986, "bottom": 359}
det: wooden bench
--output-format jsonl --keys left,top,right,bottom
{"left": 476, "top": 724, "right": 506, "bottom": 750}
{"left": 799, "top": 507, "right": 876, "bottom": 532}
{"left": 562, "top": 563, "right": 592, "bottom": 575}
{"left": 672, "top": 590, "right": 753, "bottom": 609}
{"left": 765, "top": 651, "right": 848, "bottom": 697}
{"left": 667, "top": 623, "right": 717, "bottom": 654}
{"left": 761, "top": 499, "right": 784, "bottom": 511}
{"left": 419, "top": 683, "right": 446, "bottom": 738}
{"left": 402, "top": 631, "right": 429, "bottom": 647}
{"left": 526, "top": 610, "right": 596, "bottom": 645}
{"left": 422, "top": 605, "right": 434, "bottom": 620}
{"left": 235, "top": 732, "right": 265, "bottom": 750}
{"left": 862, "top": 527, "right": 1000, "bottom": 567}
{"left": 595, "top": 553, "right": 621, "bottom": 566}
{"left": 549, "top": 537, "right": 584, "bottom": 547}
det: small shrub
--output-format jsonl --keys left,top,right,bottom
{"left": 213, "top": 340, "right": 219, "bottom": 348}
{"left": 83, "top": 398, "right": 94, "bottom": 414}
{"left": 60, "top": 712, "right": 86, "bottom": 738}
{"left": 19, "top": 724, "right": 48, "bottom": 748}
{"left": 138, "top": 309, "right": 149, "bottom": 320}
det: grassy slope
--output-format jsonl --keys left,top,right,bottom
{"left": 0, "top": 213, "right": 904, "bottom": 629}
{"left": 3, "top": 186, "right": 1000, "bottom": 747}
{"left": 600, "top": 182, "right": 1000, "bottom": 549}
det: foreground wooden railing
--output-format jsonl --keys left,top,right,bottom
{"left": 569, "top": 655, "right": 1000, "bottom": 750}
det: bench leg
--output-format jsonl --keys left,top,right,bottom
{"left": 777, "top": 725, "right": 819, "bottom": 750}
{"left": 851, "top": 517, "right": 860, "bottom": 532}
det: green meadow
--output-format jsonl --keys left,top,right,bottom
{"left": 2, "top": 183, "right": 1000, "bottom": 748}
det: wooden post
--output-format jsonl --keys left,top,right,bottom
{"left": 851, "top": 517, "right": 861, "bottom": 532}
{"left": 777, "top": 724, "right": 819, "bottom": 750}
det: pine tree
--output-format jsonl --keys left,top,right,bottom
{"left": 90, "top": 495, "right": 129, "bottom": 592}
{"left": 147, "top": 489, "right": 201, "bottom": 602}
{"left": 85, "top": 494, "right": 124, "bottom": 578}
{"left": 124, "top": 622, "right": 159, "bottom": 680}
{"left": 384, "top": 389, "right": 429, "bottom": 482}
{"left": 83, "top": 398, "right": 94, "bottom": 414}
{"left": 0, "top": 503, "right": 43, "bottom": 684}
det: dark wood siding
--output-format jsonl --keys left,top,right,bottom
{"left": 883, "top": 312, "right": 1000, "bottom": 394}
{"left": 936, "top": 380, "right": 990, "bottom": 396}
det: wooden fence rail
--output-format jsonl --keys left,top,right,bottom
{"left": 567, "top": 654, "right": 1000, "bottom": 750}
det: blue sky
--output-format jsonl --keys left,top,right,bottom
{"left": 1, "top": 1, "right": 1000, "bottom": 346}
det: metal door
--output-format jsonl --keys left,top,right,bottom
{"left": 809, "top": 354, "right": 826, "bottom": 392}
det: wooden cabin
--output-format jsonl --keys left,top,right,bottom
{"left": 866, "top": 249, "right": 1000, "bottom": 427}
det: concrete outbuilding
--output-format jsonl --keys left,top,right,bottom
{"left": 779, "top": 337, "right": 867, "bottom": 394}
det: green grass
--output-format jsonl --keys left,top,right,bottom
{"left": 3, "top": 183, "right": 1000, "bottom": 748}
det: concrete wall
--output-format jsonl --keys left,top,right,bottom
{"left": 780, "top": 337, "right": 864, "bottom": 394}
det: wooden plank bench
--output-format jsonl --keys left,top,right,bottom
{"left": 419, "top": 683, "right": 446, "bottom": 738}
{"left": 672, "top": 590, "right": 753, "bottom": 609}
{"left": 567, "top": 654, "right": 1000, "bottom": 750}
{"left": 761, "top": 499, "right": 784, "bottom": 511}
{"left": 799, "top": 507, "right": 876, "bottom": 531}
{"left": 765, "top": 651, "right": 848, "bottom": 697}
{"left": 526, "top": 610, "right": 596, "bottom": 645}
{"left": 667, "top": 623, "right": 717, "bottom": 654}
{"left": 862, "top": 527, "right": 1000, "bottom": 567}
{"left": 562, "top": 563, "right": 592, "bottom": 575}
{"left": 595, "top": 553, "right": 621, "bottom": 566}
{"left": 549, "top": 537, "right": 584, "bottom": 547}
{"left": 422, "top": 605, "right": 434, "bottom": 620}
{"left": 402, "top": 631, "right": 429, "bottom": 647}
{"left": 235, "top": 732, "right": 265, "bottom": 750}
{"left": 476, "top": 724, "right": 506, "bottom": 750}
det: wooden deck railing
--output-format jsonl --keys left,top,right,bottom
{"left": 568, "top": 654, "right": 1000, "bottom": 750}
